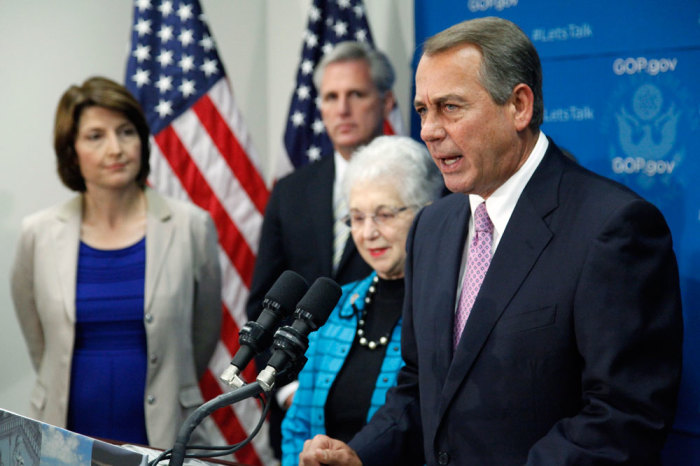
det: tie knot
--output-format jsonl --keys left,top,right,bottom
{"left": 473, "top": 203, "right": 493, "bottom": 234}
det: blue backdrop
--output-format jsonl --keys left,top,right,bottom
{"left": 412, "top": 1, "right": 700, "bottom": 463}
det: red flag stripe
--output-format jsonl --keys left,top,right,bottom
{"left": 220, "top": 304, "right": 241, "bottom": 356}
{"left": 220, "top": 259, "right": 251, "bottom": 324}
{"left": 206, "top": 78, "right": 268, "bottom": 189}
{"left": 199, "top": 371, "right": 263, "bottom": 466}
{"left": 170, "top": 107, "right": 263, "bottom": 256}
{"left": 382, "top": 119, "right": 396, "bottom": 135}
{"left": 153, "top": 126, "right": 257, "bottom": 287}
{"left": 192, "top": 95, "right": 269, "bottom": 214}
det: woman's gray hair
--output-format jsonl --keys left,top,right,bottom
{"left": 342, "top": 135, "right": 443, "bottom": 209}
{"left": 313, "top": 41, "right": 395, "bottom": 94}
{"left": 423, "top": 16, "right": 543, "bottom": 130}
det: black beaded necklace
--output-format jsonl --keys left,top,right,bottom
{"left": 352, "top": 276, "right": 390, "bottom": 350}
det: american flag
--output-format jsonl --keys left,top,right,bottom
{"left": 276, "top": 0, "right": 404, "bottom": 178}
{"left": 125, "top": 1, "right": 272, "bottom": 465}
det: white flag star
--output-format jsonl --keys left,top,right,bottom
{"left": 291, "top": 111, "right": 306, "bottom": 127}
{"left": 322, "top": 42, "right": 334, "bottom": 56}
{"left": 305, "top": 31, "right": 318, "bottom": 48}
{"left": 296, "top": 85, "right": 311, "bottom": 101}
{"left": 309, "top": 6, "right": 320, "bottom": 22}
{"left": 132, "top": 44, "right": 151, "bottom": 63}
{"left": 131, "top": 68, "right": 151, "bottom": 88}
{"left": 200, "top": 58, "right": 218, "bottom": 77}
{"left": 199, "top": 34, "right": 214, "bottom": 52}
{"left": 156, "top": 49, "right": 174, "bottom": 67}
{"left": 179, "top": 79, "right": 196, "bottom": 98}
{"left": 301, "top": 59, "right": 314, "bottom": 75}
{"left": 333, "top": 21, "right": 348, "bottom": 37}
{"left": 134, "top": 18, "right": 152, "bottom": 37}
{"left": 178, "top": 28, "right": 195, "bottom": 47}
{"left": 177, "top": 3, "right": 194, "bottom": 22}
{"left": 355, "top": 29, "right": 367, "bottom": 42}
{"left": 157, "top": 25, "right": 174, "bottom": 42}
{"left": 179, "top": 54, "right": 195, "bottom": 72}
{"left": 158, "top": 0, "right": 173, "bottom": 17}
{"left": 353, "top": 5, "right": 365, "bottom": 18}
{"left": 155, "top": 99, "right": 173, "bottom": 118}
{"left": 155, "top": 75, "right": 173, "bottom": 93}
{"left": 307, "top": 145, "right": 321, "bottom": 161}
{"left": 312, "top": 119, "right": 325, "bottom": 134}
{"left": 338, "top": 0, "right": 351, "bottom": 8}
{"left": 135, "top": 0, "right": 151, "bottom": 13}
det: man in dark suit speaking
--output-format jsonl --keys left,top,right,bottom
{"left": 299, "top": 17, "right": 683, "bottom": 465}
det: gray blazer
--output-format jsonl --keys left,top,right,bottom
{"left": 10, "top": 188, "right": 222, "bottom": 449}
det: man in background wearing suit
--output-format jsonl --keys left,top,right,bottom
{"left": 247, "top": 41, "right": 396, "bottom": 458}
{"left": 299, "top": 17, "right": 683, "bottom": 466}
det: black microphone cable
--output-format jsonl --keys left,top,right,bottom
{"left": 148, "top": 389, "right": 271, "bottom": 465}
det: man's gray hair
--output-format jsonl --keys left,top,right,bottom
{"left": 343, "top": 135, "right": 443, "bottom": 209}
{"left": 313, "top": 41, "right": 395, "bottom": 94}
{"left": 423, "top": 16, "right": 543, "bottom": 130}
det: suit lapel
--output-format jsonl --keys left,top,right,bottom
{"left": 144, "top": 189, "right": 174, "bottom": 312}
{"left": 430, "top": 195, "right": 472, "bottom": 387}
{"left": 336, "top": 235, "right": 354, "bottom": 276}
{"left": 53, "top": 197, "right": 83, "bottom": 323}
{"left": 436, "top": 146, "right": 562, "bottom": 421}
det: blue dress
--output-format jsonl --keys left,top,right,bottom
{"left": 66, "top": 238, "right": 149, "bottom": 445}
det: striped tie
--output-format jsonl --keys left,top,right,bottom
{"left": 332, "top": 195, "right": 350, "bottom": 272}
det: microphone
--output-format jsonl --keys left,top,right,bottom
{"left": 257, "top": 277, "right": 342, "bottom": 391}
{"left": 220, "top": 270, "right": 309, "bottom": 388}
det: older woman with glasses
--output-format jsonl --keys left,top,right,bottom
{"left": 281, "top": 135, "right": 443, "bottom": 465}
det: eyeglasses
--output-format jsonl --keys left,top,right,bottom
{"left": 342, "top": 206, "right": 412, "bottom": 229}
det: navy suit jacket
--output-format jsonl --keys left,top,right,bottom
{"left": 247, "top": 155, "right": 371, "bottom": 321}
{"left": 349, "top": 141, "right": 683, "bottom": 465}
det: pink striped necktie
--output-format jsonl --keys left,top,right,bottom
{"left": 453, "top": 202, "right": 494, "bottom": 349}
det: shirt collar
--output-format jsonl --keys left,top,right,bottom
{"left": 334, "top": 151, "right": 349, "bottom": 208}
{"left": 469, "top": 131, "right": 548, "bottom": 249}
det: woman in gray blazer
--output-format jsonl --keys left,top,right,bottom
{"left": 10, "top": 77, "right": 222, "bottom": 449}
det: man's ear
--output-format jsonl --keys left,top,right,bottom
{"left": 510, "top": 83, "right": 534, "bottom": 131}
{"left": 382, "top": 90, "right": 396, "bottom": 118}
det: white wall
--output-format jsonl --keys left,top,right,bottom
{"left": 0, "top": 0, "right": 414, "bottom": 417}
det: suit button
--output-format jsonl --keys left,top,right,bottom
{"left": 147, "top": 395, "right": 156, "bottom": 404}
{"left": 145, "top": 313, "right": 154, "bottom": 323}
{"left": 150, "top": 353, "right": 158, "bottom": 364}
{"left": 437, "top": 451, "right": 450, "bottom": 465}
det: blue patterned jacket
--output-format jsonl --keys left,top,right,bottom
{"left": 280, "top": 272, "right": 404, "bottom": 465}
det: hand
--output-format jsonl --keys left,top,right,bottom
{"left": 299, "top": 434, "right": 362, "bottom": 466}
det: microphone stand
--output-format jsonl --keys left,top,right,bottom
{"left": 169, "top": 381, "right": 265, "bottom": 466}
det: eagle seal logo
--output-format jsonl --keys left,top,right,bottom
{"left": 615, "top": 84, "right": 679, "bottom": 161}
